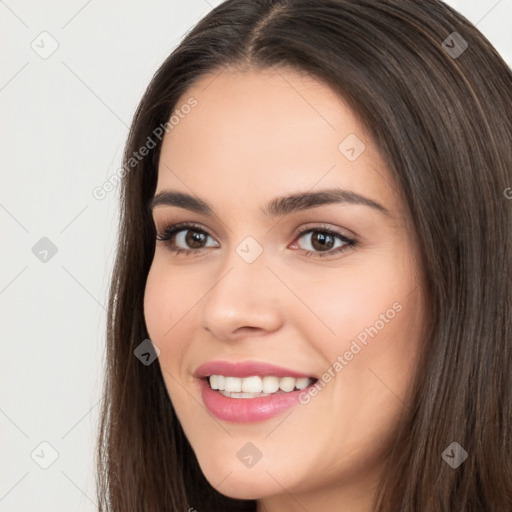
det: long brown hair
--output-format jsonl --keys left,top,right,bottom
{"left": 96, "top": 1, "right": 512, "bottom": 510}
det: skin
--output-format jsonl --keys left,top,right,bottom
{"left": 144, "top": 66, "right": 427, "bottom": 512}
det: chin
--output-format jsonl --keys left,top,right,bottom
{"left": 197, "top": 458, "right": 286, "bottom": 500}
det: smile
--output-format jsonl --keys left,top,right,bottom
{"left": 194, "top": 360, "right": 319, "bottom": 423}
{"left": 208, "top": 374, "right": 315, "bottom": 397}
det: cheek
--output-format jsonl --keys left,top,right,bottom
{"left": 143, "top": 263, "right": 192, "bottom": 342}
{"left": 297, "top": 264, "right": 415, "bottom": 348}
{"left": 143, "top": 262, "right": 208, "bottom": 391}
{"left": 143, "top": 267, "right": 167, "bottom": 342}
{"left": 143, "top": 268, "right": 187, "bottom": 405}
{"left": 300, "top": 253, "right": 424, "bottom": 395}
{"left": 296, "top": 270, "right": 423, "bottom": 463}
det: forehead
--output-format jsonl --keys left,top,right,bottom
{"left": 156, "top": 67, "right": 399, "bottom": 213}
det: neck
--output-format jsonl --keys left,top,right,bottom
{"left": 255, "top": 470, "right": 381, "bottom": 512}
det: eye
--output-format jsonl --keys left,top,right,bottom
{"left": 156, "top": 222, "right": 218, "bottom": 255}
{"left": 291, "top": 225, "right": 356, "bottom": 258}
{"left": 155, "top": 222, "right": 357, "bottom": 258}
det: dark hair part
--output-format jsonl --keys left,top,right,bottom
{"left": 96, "top": 1, "right": 512, "bottom": 510}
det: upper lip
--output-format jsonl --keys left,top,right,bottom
{"left": 194, "top": 360, "right": 317, "bottom": 379}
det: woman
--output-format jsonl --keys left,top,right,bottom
{"left": 96, "top": 1, "right": 512, "bottom": 510}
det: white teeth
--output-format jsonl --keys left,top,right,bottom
{"left": 241, "top": 376, "right": 262, "bottom": 393}
{"left": 279, "top": 377, "right": 296, "bottom": 392}
{"left": 262, "top": 376, "right": 280, "bottom": 393}
{"left": 209, "top": 375, "right": 226, "bottom": 390}
{"left": 295, "top": 377, "right": 310, "bottom": 390}
{"left": 225, "top": 376, "right": 242, "bottom": 392}
{"left": 208, "top": 375, "right": 315, "bottom": 394}
{"left": 219, "top": 391, "right": 271, "bottom": 399}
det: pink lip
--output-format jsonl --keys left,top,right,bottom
{"left": 193, "top": 360, "right": 316, "bottom": 379}
{"left": 193, "top": 360, "right": 318, "bottom": 423}
{"left": 197, "top": 378, "right": 317, "bottom": 423}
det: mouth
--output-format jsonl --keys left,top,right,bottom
{"left": 194, "top": 360, "right": 320, "bottom": 422}
{"left": 204, "top": 374, "right": 318, "bottom": 399}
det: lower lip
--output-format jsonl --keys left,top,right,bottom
{"left": 198, "top": 378, "right": 315, "bottom": 423}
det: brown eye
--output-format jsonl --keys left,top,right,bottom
{"left": 156, "top": 223, "right": 218, "bottom": 254}
{"left": 309, "top": 232, "right": 336, "bottom": 251}
{"left": 296, "top": 229, "right": 350, "bottom": 253}
{"left": 184, "top": 230, "right": 207, "bottom": 248}
{"left": 292, "top": 226, "right": 356, "bottom": 258}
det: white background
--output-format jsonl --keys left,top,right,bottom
{"left": 1, "top": 1, "right": 510, "bottom": 510}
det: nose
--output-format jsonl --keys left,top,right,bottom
{"left": 200, "top": 253, "right": 284, "bottom": 342}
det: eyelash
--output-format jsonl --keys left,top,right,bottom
{"left": 155, "top": 222, "right": 357, "bottom": 259}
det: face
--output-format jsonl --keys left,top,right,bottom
{"left": 144, "top": 66, "right": 427, "bottom": 510}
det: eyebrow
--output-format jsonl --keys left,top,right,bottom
{"left": 149, "top": 188, "right": 391, "bottom": 218}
